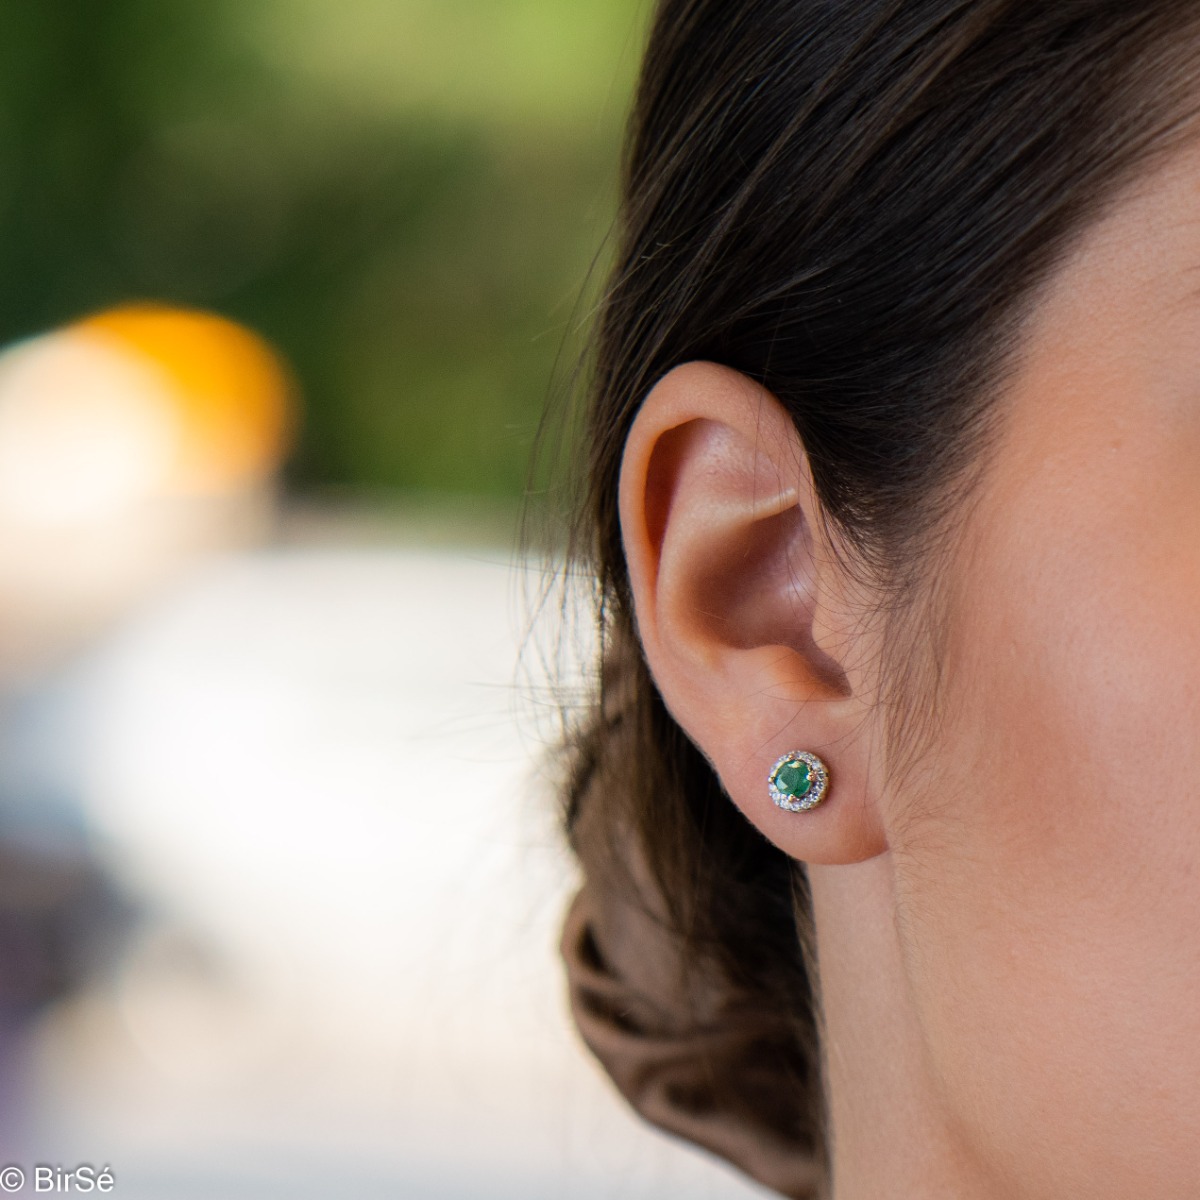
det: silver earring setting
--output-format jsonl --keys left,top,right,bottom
{"left": 768, "top": 751, "right": 829, "bottom": 812}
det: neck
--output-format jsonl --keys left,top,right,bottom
{"left": 807, "top": 857, "right": 989, "bottom": 1199}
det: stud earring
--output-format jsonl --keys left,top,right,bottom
{"left": 768, "top": 751, "right": 829, "bottom": 812}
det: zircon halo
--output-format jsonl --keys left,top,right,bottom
{"left": 768, "top": 751, "right": 829, "bottom": 812}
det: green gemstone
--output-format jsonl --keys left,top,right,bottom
{"left": 773, "top": 759, "right": 812, "bottom": 798}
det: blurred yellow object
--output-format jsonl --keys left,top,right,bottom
{"left": 0, "top": 305, "right": 297, "bottom": 685}
{"left": 79, "top": 304, "right": 295, "bottom": 493}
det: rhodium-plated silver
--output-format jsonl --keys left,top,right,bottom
{"left": 768, "top": 750, "right": 830, "bottom": 812}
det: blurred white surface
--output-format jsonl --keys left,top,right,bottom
{"left": 12, "top": 541, "right": 770, "bottom": 1199}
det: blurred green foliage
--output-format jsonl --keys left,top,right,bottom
{"left": 0, "top": 0, "right": 647, "bottom": 497}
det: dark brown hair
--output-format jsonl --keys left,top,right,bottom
{"left": 558, "top": 0, "right": 1200, "bottom": 1184}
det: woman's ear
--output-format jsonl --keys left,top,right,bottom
{"left": 618, "top": 361, "right": 886, "bottom": 864}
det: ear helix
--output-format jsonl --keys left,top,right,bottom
{"left": 768, "top": 751, "right": 830, "bottom": 812}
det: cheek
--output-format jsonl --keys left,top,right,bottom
{"left": 891, "top": 480, "right": 1200, "bottom": 1193}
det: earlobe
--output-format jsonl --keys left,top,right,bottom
{"left": 618, "top": 361, "right": 886, "bottom": 865}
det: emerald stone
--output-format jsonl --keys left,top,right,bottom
{"left": 773, "top": 759, "right": 812, "bottom": 798}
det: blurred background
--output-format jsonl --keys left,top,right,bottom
{"left": 0, "top": 2, "right": 773, "bottom": 1198}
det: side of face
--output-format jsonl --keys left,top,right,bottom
{"left": 889, "top": 137, "right": 1200, "bottom": 1194}
{"left": 618, "top": 137, "right": 1200, "bottom": 1196}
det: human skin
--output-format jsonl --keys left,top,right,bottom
{"left": 617, "top": 135, "right": 1200, "bottom": 1197}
